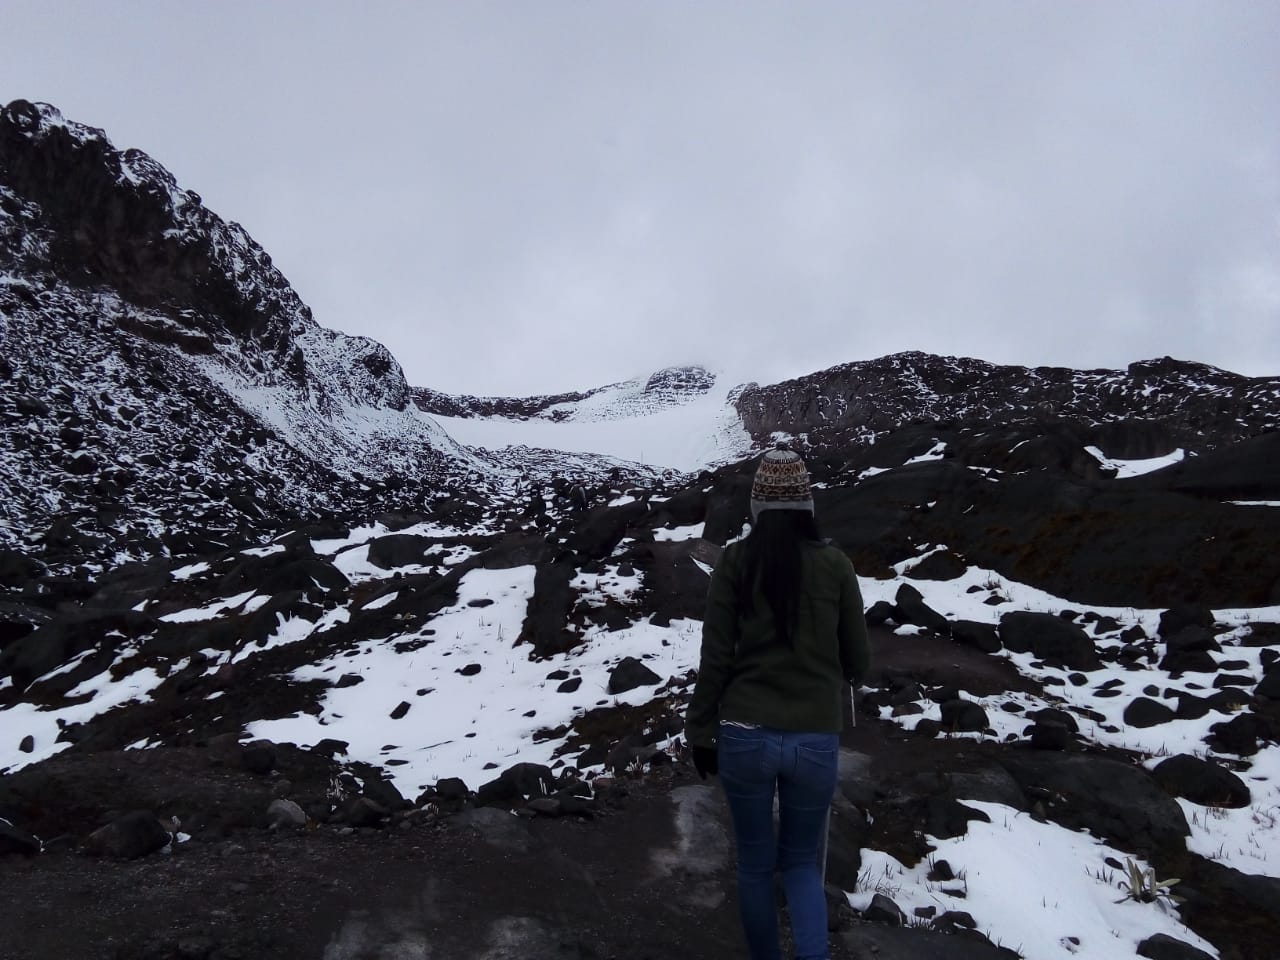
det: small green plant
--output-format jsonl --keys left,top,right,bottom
{"left": 1114, "top": 858, "right": 1184, "bottom": 910}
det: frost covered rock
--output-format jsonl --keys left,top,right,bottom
{"left": 266, "top": 799, "right": 307, "bottom": 830}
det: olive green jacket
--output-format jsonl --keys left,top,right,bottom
{"left": 684, "top": 540, "right": 870, "bottom": 749}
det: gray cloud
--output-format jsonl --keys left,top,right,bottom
{"left": 3, "top": 1, "right": 1278, "bottom": 393}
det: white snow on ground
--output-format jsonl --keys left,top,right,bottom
{"left": 1172, "top": 745, "right": 1280, "bottom": 876}
{"left": 653, "top": 522, "right": 706, "bottom": 541}
{"left": 171, "top": 561, "right": 211, "bottom": 580}
{"left": 247, "top": 566, "right": 701, "bottom": 792}
{"left": 431, "top": 375, "right": 752, "bottom": 471}
{"left": 570, "top": 566, "right": 643, "bottom": 608}
{"left": 854, "top": 555, "right": 1280, "bottom": 895}
{"left": 1085, "top": 446, "right": 1186, "bottom": 478}
{"left": 850, "top": 801, "right": 1219, "bottom": 960}
{"left": 159, "top": 590, "right": 258, "bottom": 622}
{"left": 0, "top": 660, "right": 171, "bottom": 773}
{"left": 311, "top": 520, "right": 478, "bottom": 583}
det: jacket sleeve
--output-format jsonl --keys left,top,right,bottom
{"left": 838, "top": 559, "right": 870, "bottom": 685}
{"left": 683, "top": 550, "right": 739, "bottom": 749}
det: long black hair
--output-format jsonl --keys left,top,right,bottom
{"left": 735, "top": 509, "right": 823, "bottom": 647}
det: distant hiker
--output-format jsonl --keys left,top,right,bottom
{"left": 684, "top": 445, "right": 870, "bottom": 960}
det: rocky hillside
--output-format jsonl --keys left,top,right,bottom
{"left": 2, "top": 101, "right": 1279, "bottom": 960}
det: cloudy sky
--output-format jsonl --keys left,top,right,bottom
{"left": 3, "top": 2, "right": 1278, "bottom": 394}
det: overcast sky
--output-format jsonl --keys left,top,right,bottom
{"left": 3, "top": 2, "right": 1278, "bottom": 394}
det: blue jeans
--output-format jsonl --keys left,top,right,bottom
{"left": 718, "top": 724, "right": 839, "bottom": 960}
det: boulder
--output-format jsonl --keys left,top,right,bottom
{"left": 361, "top": 777, "right": 410, "bottom": 812}
{"left": 1136, "top": 933, "right": 1215, "bottom": 960}
{"left": 1209, "top": 713, "right": 1260, "bottom": 756}
{"left": 476, "top": 762, "right": 556, "bottom": 807}
{"left": 607, "top": 656, "right": 661, "bottom": 695}
{"left": 366, "top": 534, "right": 432, "bottom": 570}
{"left": 861, "top": 893, "right": 907, "bottom": 926}
{"left": 998, "top": 612, "right": 1101, "bottom": 670}
{"left": 341, "top": 796, "right": 388, "bottom": 828}
{"left": 1256, "top": 671, "right": 1280, "bottom": 701}
{"left": 864, "top": 600, "right": 896, "bottom": 626}
{"left": 1164, "top": 626, "right": 1219, "bottom": 653}
{"left": 1124, "top": 697, "right": 1177, "bottom": 728}
{"left": 84, "top": 811, "right": 171, "bottom": 859}
{"left": 999, "top": 753, "right": 1188, "bottom": 852}
{"left": 893, "top": 583, "right": 950, "bottom": 634}
{"left": 939, "top": 699, "right": 989, "bottom": 733}
{"left": 240, "top": 740, "right": 277, "bottom": 775}
{"left": 1027, "top": 707, "right": 1079, "bottom": 733}
{"left": 266, "top": 799, "right": 307, "bottom": 830}
{"left": 1158, "top": 606, "right": 1215, "bottom": 639}
{"left": 950, "top": 619, "right": 1001, "bottom": 654}
{"left": 926, "top": 797, "right": 990, "bottom": 839}
{"left": 1152, "top": 755, "right": 1251, "bottom": 808}
{"left": 1029, "top": 723, "right": 1072, "bottom": 750}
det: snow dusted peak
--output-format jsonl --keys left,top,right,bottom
{"left": 0, "top": 99, "right": 420, "bottom": 419}
{"left": 0, "top": 99, "right": 304, "bottom": 346}
{"left": 642, "top": 365, "right": 716, "bottom": 397}
{"left": 414, "top": 365, "right": 718, "bottom": 424}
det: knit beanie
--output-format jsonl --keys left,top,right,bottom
{"left": 749, "top": 444, "right": 814, "bottom": 522}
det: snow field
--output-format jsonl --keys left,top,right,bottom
{"left": 247, "top": 565, "right": 702, "bottom": 793}
{"left": 850, "top": 800, "right": 1219, "bottom": 960}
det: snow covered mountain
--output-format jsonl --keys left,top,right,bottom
{"left": 4, "top": 100, "right": 1280, "bottom": 960}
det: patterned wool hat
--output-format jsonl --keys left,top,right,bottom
{"left": 750, "top": 444, "right": 814, "bottom": 521}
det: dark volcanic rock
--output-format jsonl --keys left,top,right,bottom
{"left": 1136, "top": 933, "right": 1216, "bottom": 960}
{"left": 998, "top": 612, "right": 1101, "bottom": 671}
{"left": 1152, "top": 755, "right": 1252, "bottom": 808}
{"left": 475, "top": 762, "right": 555, "bottom": 807}
{"left": 1158, "top": 606, "right": 1216, "bottom": 639}
{"left": 950, "top": 619, "right": 1001, "bottom": 654}
{"left": 893, "top": 583, "right": 950, "bottom": 634}
{"left": 1209, "top": 713, "right": 1261, "bottom": 756}
{"left": 565, "top": 500, "right": 648, "bottom": 560}
{"left": 84, "top": 811, "right": 171, "bottom": 859}
{"left": 939, "top": 699, "right": 989, "bottom": 733}
{"left": 518, "top": 556, "right": 577, "bottom": 657}
{"left": 366, "top": 534, "right": 432, "bottom": 570}
{"left": 1124, "top": 697, "right": 1177, "bottom": 728}
{"left": 360, "top": 777, "right": 410, "bottom": 812}
{"left": 999, "top": 753, "right": 1188, "bottom": 853}
{"left": 607, "top": 656, "right": 661, "bottom": 695}
{"left": 240, "top": 741, "right": 277, "bottom": 775}
{"left": 865, "top": 600, "right": 896, "bottom": 626}
{"left": 0, "top": 820, "right": 41, "bottom": 856}
{"left": 926, "top": 796, "right": 990, "bottom": 839}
